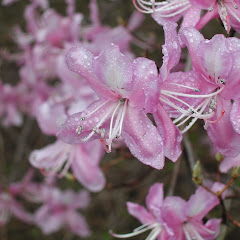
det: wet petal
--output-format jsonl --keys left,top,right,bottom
{"left": 122, "top": 107, "right": 165, "bottom": 169}
{"left": 206, "top": 96, "right": 240, "bottom": 157}
{"left": 129, "top": 57, "right": 159, "bottom": 113}
{"left": 160, "top": 22, "right": 181, "bottom": 82}
{"left": 153, "top": 104, "right": 182, "bottom": 162}
{"left": 66, "top": 45, "right": 116, "bottom": 99}
{"left": 189, "top": 0, "right": 215, "bottom": 9}
{"left": 231, "top": 99, "right": 240, "bottom": 134}
{"left": 57, "top": 99, "right": 116, "bottom": 144}
{"left": 92, "top": 43, "right": 133, "bottom": 96}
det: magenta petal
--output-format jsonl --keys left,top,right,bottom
{"left": 129, "top": 57, "right": 159, "bottom": 113}
{"left": 71, "top": 142, "right": 105, "bottom": 192}
{"left": 146, "top": 183, "right": 164, "bottom": 215}
{"left": 185, "top": 186, "right": 219, "bottom": 220}
{"left": 92, "top": 43, "right": 132, "bottom": 95}
{"left": 231, "top": 100, "right": 240, "bottom": 134}
{"left": 122, "top": 107, "right": 165, "bottom": 169}
{"left": 154, "top": 104, "right": 182, "bottom": 162}
{"left": 206, "top": 96, "right": 240, "bottom": 157}
{"left": 127, "top": 202, "right": 155, "bottom": 225}
{"left": 66, "top": 45, "right": 116, "bottom": 99}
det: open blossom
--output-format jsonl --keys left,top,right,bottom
{"left": 34, "top": 187, "right": 90, "bottom": 237}
{"left": 191, "top": 0, "right": 240, "bottom": 33}
{"left": 112, "top": 183, "right": 222, "bottom": 240}
{"left": 30, "top": 140, "right": 105, "bottom": 192}
{"left": 57, "top": 43, "right": 168, "bottom": 169}
{"left": 179, "top": 27, "right": 240, "bottom": 157}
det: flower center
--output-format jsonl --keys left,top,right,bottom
{"left": 160, "top": 81, "right": 225, "bottom": 133}
{"left": 75, "top": 98, "right": 128, "bottom": 152}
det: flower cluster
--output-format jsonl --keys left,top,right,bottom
{"left": 1, "top": 0, "right": 240, "bottom": 239}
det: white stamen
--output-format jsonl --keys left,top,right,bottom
{"left": 110, "top": 223, "right": 160, "bottom": 238}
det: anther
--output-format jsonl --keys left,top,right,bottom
{"left": 75, "top": 125, "right": 82, "bottom": 135}
{"left": 219, "top": 79, "right": 226, "bottom": 85}
{"left": 80, "top": 117, "right": 85, "bottom": 121}
{"left": 119, "top": 98, "right": 125, "bottom": 104}
{"left": 209, "top": 7, "right": 213, "bottom": 11}
{"left": 194, "top": 88, "right": 200, "bottom": 92}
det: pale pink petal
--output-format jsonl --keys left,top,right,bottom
{"left": 161, "top": 196, "right": 187, "bottom": 229}
{"left": 34, "top": 206, "right": 64, "bottom": 234}
{"left": 189, "top": 0, "right": 215, "bottom": 9}
{"left": 122, "top": 107, "right": 165, "bottom": 170}
{"left": 29, "top": 140, "right": 69, "bottom": 170}
{"left": 181, "top": 7, "right": 201, "bottom": 30}
{"left": 153, "top": 104, "right": 182, "bottom": 162}
{"left": 185, "top": 186, "right": 219, "bottom": 220}
{"left": 160, "top": 22, "right": 181, "bottom": 82}
{"left": 179, "top": 27, "right": 205, "bottom": 73}
{"left": 66, "top": 211, "right": 91, "bottom": 237}
{"left": 206, "top": 96, "right": 240, "bottom": 157}
{"left": 146, "top": 183, "right": 164, "bottom": 215}
{"left": 36, "top": 101, "right": 67, "bottom": 135}
{"left": 219, "top": 153, "right": 240, "bottom": 173}
{"left": 127, "top": 202, "right": 155, "bottom": 224}
{"left": 128, "top": 57, "right": 159, "bottom": 113}
{"left": 127, "top": 11, "right": 144, "bottom": 31}
{"left": 92, "top": 43, "right": 133, "bottom": 96}
{"left": 66, "top": 45, "right": 116, "bottom": 99}
{"left": 71, "top": 142, "right": 106, "bottom": 192}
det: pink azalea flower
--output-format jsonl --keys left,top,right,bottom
{"left": 111, "top": 183, "right": 172, "bottom": 239}
{"left": 191, "top": 0, "right": 240, "bottom": 33}
{"left": 34, "top": 187, "right": 90, "bottom": 237}
{"left": 112, "top": 183, "right": 222, "bottom": 240}
{"left": 161, "top": 184, "right": 222, "bottom": 240}
{"left": 30, "top": 140, "right": 105, "bottom": 192}
{"left": 179, "top": 27, "right": 240, "bottom": 157}
{"left": 57, "top": 43, "right": 166, "bottom": 169}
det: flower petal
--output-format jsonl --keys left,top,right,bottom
{"left": 185, "top": 186, "right": 219, "bottom": 220}
{"left": 127, "top": 202, "right": 155, "bottom": 224}
{"left": 128, "top": 57, "right": 159, "bottom": 113}
{"left": 153, "top": 104, "right": 182, "bottom": 162}
{"left": 92, "top": 43, "right": 133, "bottom": 96}
{"left": 71, "top": 142, "right": 106, "bottom": 192}
{"left": 206, "top": 96, "right": 240, "bottom": 157}
{"left": 146, "top": 183, "right": 164, "bottom": 216}
{"left": 122, "top": 107, "right": 165, "bottom": 169}
{"left": 219, "top": 153, "right": 240, "bottom": 173}
{"left": 66, "top": 45, "right": 116, "bottom": 99}
{"left": 231, "top": 99, "right": 240, "bottom": 134}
